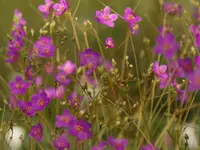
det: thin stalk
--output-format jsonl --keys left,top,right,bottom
{"left": 129, "top": 32, "right": 141, "bottom": 97}
{"left": 38, "top": 143, "right": 44, "bottom": 150}
{"left": 69, "top": 13, "right": 81, "bottom": 51}
{"left": 121, "top": 32, "right": 129, "bottom": 78}
{"left": 72, "top": 0, "right": 81, "bottom": 17}
{"left": 38, "top": 113, "right": 52, "bottom": 131}
{"left": 182, "top": 91, "right": 198, "bottom": 126}
{"left": 83, "top": 30, "right": 89, "bottom": 48}
{"left": 92, "top": 29, "right": 105, "bottom": 59}
{"left": 155, "top": 115, "right": 176, "bottom": 146}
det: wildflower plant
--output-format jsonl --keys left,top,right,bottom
{"left": 1, "top": 0, "right": 200, "bottom": 150}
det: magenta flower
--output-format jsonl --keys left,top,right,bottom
{"left": 55, "top": 86, "right": 65, "bottom": 99}
{"left": 152, "top": 61, "right": 167, "bottom": 78}
{"left": 123, "top": 7, "right": 141, "bottom": 24}
{"left": 129, "top": 23, "right": 140, "bottom": 35}
{"left": 108, "top": 136, "right": 128, "bottom": 150}
{"left": 31, "top": 92, "right": 50, "bottom": 112}
{"left": 13, "top": 9, "right": 27, "bottom": 26}
{"left": 18, "top": 100, "right": 35, "bottom": 117}
{"left": 55, "top": 71, "right": 71, "bottom": 86}
{"left": 53, "top": 134, "right": 70, "bottom": 150}
{"left": 92, "top": 141, "right": 108, "bottom": 150}
{"left": 154, "top": 33, "right": 179, "bottom": 59}
{"left": 195, "top": 56, "right": 200, "bottom": 68}
{"left": 12, "top": 25, "right": 26, "bottom": 38}
{"left": 44, "top": 62, "right": 55, "bottom": 74}
{"left": 56, "top": 109, "right": 76, "bottom": 128}
{"left": 9, "top": 76, "right": 30, "bottom": 95}
{"left": 190, "top": 24, "right": 200, "bottom": 36}
{"left": 53, "top": 0, "right": 69, "bottom": 16}
{"left": 25, "top": 65, "right": 34, "bottom": 80}
{"left": 58, "top": 61, "right": 76, "bottom": 74}
{"left": 96, "top": 6, "right": 118, "bottom": 27}
{"left": 5, "top": 50, "right": 19, "bottom": 63}
{"left": 38, "top": 0, "right": 53, "bottom": 17}
{"left": 35, "top": 76, "right": 43, "bottom": 88}
{"left": 190, "top": 24, "right": 200, "bottom": 49}
{"left": 8, "top": 37, "right": 23, "bottom": 52}
{"left": 28, "top": 123, "right": 43, "bottom": 142}
{"left": 140, "top": 143, "right": 160, "bottom": 150}
{"left": 34, "top": 36, "right": 56, "bottom": 58}
{"left": 69, "top": 119, "right": 92, "bottom": 140}
{"left": 104, "top": 60, "right": 113, "bottom": 72}
{"left": 193, "top": 7, "right": 200, "bottom": 21}
{"left": 168, "top": 60, "right": 185, "bottom": 78}
{"left": 9, "top": 95, "right": 18, "bottom": 108}
{"left": 68, "top": 92, "right": 83, "bottom": 107}
{"left": 163, "top": 2, "right": 182, "bottom": 16}
{"left": 159, "top": 74, "right": 170, "bottom": 89}
{"left": 44, "top": 85, "right": 65, "bottom": 100}
{"left": 44, "top": 87, "right": 56, "bottom": 99}
{"left": 177, "top": 90, "right": 189, "bottom": 103}
{"left": 178, "top": 58, "right": 193, "bottom": 74}
{"left": 188, "top": 68, "right": 200, "bottom": 91}
{"left": 105, "top": 37, "right": 114, "bottom": 48}
{"left": 79, "top": 48, "right": 102, "bottom": 75}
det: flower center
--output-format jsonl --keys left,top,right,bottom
{"left": 16, "top": 83, "right": 22, "bottom": 89}
{"left": 44, "top": 49, "right": 49, "bottom": 54}
{"left": 107, "top": 41, "right": 113, "bottom": 47}
{"left": 24, "top": 106, "right": 31, "bottom": 112}
{"left": 157, "top": 67, "right": 165, "bottom": 75}
{"left": 34, "top": 129, "right": 41, "bottom": 136}
{"left": 128, "top": 14, "right": 135, "bottom": 20}
{"left": 40, "top": 40, "right": 47, "bottom": 46}
{"left": 38, "top": 100, "right": 44, "bottom": 106}
{"left": 14, "top": 42, "right": 20, "bottom": 48}
{"left": 116, "top": 143, "right": 122, "bottom": 148}
{"left": 59, "top": 75, "right": 66, "bottom": 82}
{"left": 62, "top": 116, "right": 69, "bottom": 123}
{"left": 76, "top": 125, "right": 83, "bottom": 132}
{"left": 85, "top": 54, "right": 91, "bottom": 59}
{"left": 58, "top": 6, "right": 65, "bottom": 12}
{"left": 163, "top": 42, "right": 172, "bottom": 50}
{"left": 103, "top": 15, "right": 110, "bottom": 21}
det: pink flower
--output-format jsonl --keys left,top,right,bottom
{"left": 123, "top": 7, "right": 141, "bottom": 24}
{"left": 44, "top": 62, "right": 54, "bottom": 75}
{"left": 96, "top": 6, "right": 118, "bottom": 27}
{"left": 38, "top": 0, "right": 53, "bottom": 18}
{"left": 152, "top": 61, "right": 167, "bottom": 78}
{"left": 53, "top": 0, "right": 69, "bottom": 16}
{"left": 105, "top": 37, "right": 114, "bottom": 48}
{"left": 58, "top": 61, "right": 76, "bottom": 75}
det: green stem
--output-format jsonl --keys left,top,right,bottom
{"left": 69, "top": 12, "right": 81, "bottom": 51}
{"left": 121, "top": 32, "right": 129, "bottom": 79}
